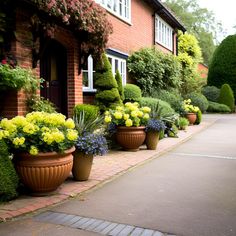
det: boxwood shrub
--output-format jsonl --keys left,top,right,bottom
{"left": 207, "top": 101, "right": 231, "bottom": 113}
{"left": 201, "top": 86, "right": 220, "bottom": 102}
{"left": 73, "top": 104, "right": 100, "bottom": 121}
{"left": 0, "top": 140, "right": 19, "bottom": 202}
{"left": 124, "top": 84, "right": 142, "bottom": 102}
{"left": 218, "top": 84, "right": 235, "bottom": 113}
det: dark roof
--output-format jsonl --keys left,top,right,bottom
{"left": 144, "top": 0, "right": 186, "bottom": 32}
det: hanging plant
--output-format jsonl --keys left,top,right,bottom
{"left": 30, "top": 0, "right": 113, "bottom": 59}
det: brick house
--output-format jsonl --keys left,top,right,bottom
{"left": 0, "top": 0, "right": 185, "bottom": 118}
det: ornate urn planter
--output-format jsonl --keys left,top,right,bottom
{"left": 14, "top": 147, "right": 75, "bottom": 195}
{"left": 116, "top": 126, "right": 146, "bottom": 151}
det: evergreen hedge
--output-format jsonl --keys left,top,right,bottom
{"left": 0, "top": 140, "right": 19, "bottom": 202}
{"left": 94, "top": 53, "right": 121, "bottom": 111}
{"left": 207, "top": 101, "right": 231, "bottom": 113}
{"left": 201, "top": 86, "right": 220, "bottom": 102}
{"left": 218, "top": 84, "right": 235, "bottom": 112}
{"left": 207, "top": 35, "right": 236, "bottom": 98}
{"left": 185, "top": 92, "right": 209, "bottom": 113}
{"left": 124, "top": 84, "right": 142, "bottom": 102}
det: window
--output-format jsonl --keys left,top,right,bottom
{"left": 107, "top": 54, "right": 126, "bottom": 85}
{"left": 82, "top": 54, "right": 127, "bottom": 92}
{"left": 95, "top": 0, "right": 131, "bottom": 22}
{"left": 82, "top": 55, "right": 95, "bottom": 92}
{"left": 155, "top": 15, "right": 173, "bottom": 51}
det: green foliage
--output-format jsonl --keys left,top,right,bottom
{"left": 201, "top": 85, "right": 220, "bottom": 102}
{"left": 26, "top": 95, "right": 57, "bottom": 113}
{"left": 178, "top": 117, "right": 189, "bottom": 130}
{"left": 94, "top": 53, "right": 121, "bottom": 111}
{"left": 127, "top": 47, "right": 181, "bottom": 95}
{"left": 139, "top": 97, "right": 175, "bottom": 118}
{"left": 73, "top": 104, "right": 100, "bottom": 121}
{"left": 194, "top": 110, "right": 202, "bottom": 125}
{"left": 185, "top": 92, "right": 209, "bottom": 113}
{"left": 115, "top": 70, "right": 124, "bottom": 101}
{"left": 167, "top": 124, "right": 178, "bottom": 138}
{"left": 0, "top": 140, "right": 19, "bottom": 202}
{"left": 0, "top": 64, "right": 39, "bottom": 92}
{"left": 178, "top": 32, "right": 202, "bottom": 62}
{"left": 207, "top": 101, "right": 231, "bottom": 113}
{"left": 177, "top": 32, "right": 206, "bottom": 95}
{"left": 164, "top": 0, "right": 219, "bottom": 65}
{"left": 151, "top": 89, "right": 184, "bottom": 113}
{"left": 218, "top": 84, "right": 235, "bottom": 112}
{"left": 73, "top": 110, "right": 104, "bottom": 136}
{"left": 207, "top": 35, "right": 236, "bottom": 98}
{"left": 123, "top": 84, "right": 142, "bottom": 102}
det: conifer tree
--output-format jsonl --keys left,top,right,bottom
{"left": 115, "top": 70, "right": 124, "bottom": 102}
{"left": 94, "top": 53, "right": 121, "bottom": 111}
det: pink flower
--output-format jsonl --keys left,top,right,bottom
{"left": 1, "top": 59, "right": 7, "bottom": 64}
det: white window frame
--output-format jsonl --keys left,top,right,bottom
{"left": 95, "top": 0, "right": 131, "bottom": 23}
{"left": 82, "top": 54, "right": 127, "bottom": 92}
{"left": 82, "top": 55, "right": 96, "bottom": 92}
{"left": 155, "top": 15, "right": 173, "bottom": 51}
{"left": 107, "top": 54, "right": 127, "bottom": 86}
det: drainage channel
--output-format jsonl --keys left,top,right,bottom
{"left": 34, "top": 211, "right": 175, "bottom": 236}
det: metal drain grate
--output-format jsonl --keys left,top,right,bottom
{"left": 34, "top": 211, "right": 175, "bottom": 236}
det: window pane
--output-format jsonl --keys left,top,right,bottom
{"left": 82, "top": 71, "right": 89, "bottom": 87}
{"left": 115, "top": 59, "right": 119, "bottom": 72}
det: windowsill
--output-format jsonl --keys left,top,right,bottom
{"left": 83, "top": 89, "right": 97, "bottom": 93}
{"left": 106, "top": 10, "right": 132, "bottom": 26}
{"left": 155, "top": 42, "right": 173, "bottom": 52}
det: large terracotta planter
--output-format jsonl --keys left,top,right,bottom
{"left": 185, "top": 113, "right": 197, "bottom": 125}
{"left": 14, "top": 147, "right": 75, "bottom": 195}
{"left": 146, "top": 131, "right": 160, "bottom": 150}
{"left": 116, "top": 126, "right": 146, "bottom": 151}
{"left": 72, "top": 151, "right": 94, "bottom": 181}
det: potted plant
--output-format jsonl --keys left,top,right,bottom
{"left": 0, "top": 111, "right": 78, "bottom": 195}
{"left": 145, "top": 119, "right": 166, "bottom": 150}
{"left": 104, "top": 102, "right": 151, "bottom": 151}
{"left": 73, "top": 132, "right": 108, "bottom": 181}
{"left": 72, "top": 108, "right": 108, "bottom": 181}
{"left": 183, "top": 99, "right": 200, "bottom": 125}
{"left": 178, "top": 117, "right": 189, "bottom": 130}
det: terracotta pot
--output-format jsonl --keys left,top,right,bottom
{"left": 146, "top": 131, "right": 159, "bottom": 150}
{"left": 72, "top": 151, "right": 94, "bottom": 181}
{"left": 185, "top": 113, "right": 197, "bottom": 125}
{"left": 116, "top": 126, "right": 146, "bottom": 151}
{"left": 14, "top": 147, "right": 75, "bottom": 195}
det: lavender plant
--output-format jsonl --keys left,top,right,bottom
{"left": 145, "top": 119, "right": 166, "bottom": 133}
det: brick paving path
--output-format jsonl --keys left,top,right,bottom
{"left": 0, "top": 119, "right": 216, "bottom": 222}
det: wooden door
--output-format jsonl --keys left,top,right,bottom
{"left": 40, "top": 40, "right": 67, "bottom": 116}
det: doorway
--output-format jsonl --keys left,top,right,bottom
{"left": 40, "top": 39, "right": 67, "bottom": 116}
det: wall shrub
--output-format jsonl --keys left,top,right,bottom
{"left": 218, "top": 84, "right": 235, "bottom": 112}
{"left": 123, "top": 84, "right": 142, "bottom": 102}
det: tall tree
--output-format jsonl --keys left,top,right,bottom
{"left": 163, "top": 0, "right": 225, "bottom": 65}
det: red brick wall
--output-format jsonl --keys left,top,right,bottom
{"left": 107, "top": 0, "right": 177, "bottom": 55}
{"left": 1, "top": 7, "right": 83, "bottom": 118}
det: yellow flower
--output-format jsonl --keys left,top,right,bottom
{"left": 23, "top": 123, "right": 39, "bottom": 134}
{"left": 143, "top": 113, "right": 150, "bottom": 119}
{"left": 29, "top": 146, "right": 38, "bottom": 155}
{"left": 105, "top": 111, "right": 110, "bottom": 116}
{"left": 42, "top": 132, "right": 54, "bottom": 144}
{"left": 52, "top": 131, "right": 65, "bottom": 143}
{"left": 13, "top": 137, "right": 25, "bottom": 146}
{"left": 67, "top": 129, "right": 78, "bottom": 141}
{"left": 104, "top": 116, "right": 112, "bottom": 123}
{"left": 137, "top": 111, "right": 143, "bottom": 118}
{"left": 142, "top": 106, "right": 151, "bottom": 113}
{"left": 123, "top": 114, "right": 129, "bottom": 120}
{"left": 125, "top": 119, "right": 133, "bottom": 127}
{"left": 116, "top": 106, "right": 123, "bottom": 111}
{"left": 114, "top": 111, "right": 122, "bottom": 119}
{"left": 131, "top": 110, "right": 138, "bottom": 118}
{"left": 65, "top": 118, "right": 75, "bottom": 129}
